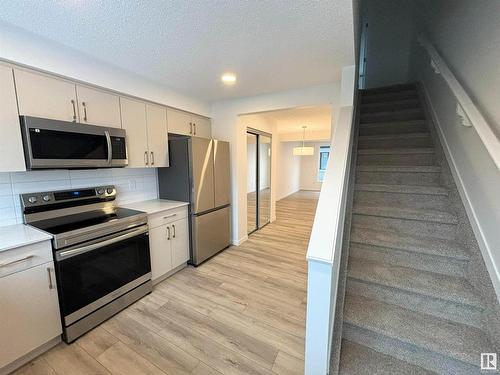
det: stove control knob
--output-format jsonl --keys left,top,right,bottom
{"left": 28, "top": 196, "right": 37, "bottom": 204}
{"left": 42, "top": 195, "right": 51, "bottom": 202}
{"left": 97, "top": 188, "right": 105, "bottom": 195}
{"left": 106, "top": 188, "right": 114, "bottom": 194}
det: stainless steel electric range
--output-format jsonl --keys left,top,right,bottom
{"left": 21, "top": 185, "right": 152, "bottom": 343}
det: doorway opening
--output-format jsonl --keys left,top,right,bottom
{"left": 247, "top": 128, "right": 272, "bottom": 235}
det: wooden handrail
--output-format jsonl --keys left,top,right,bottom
{"left": 418, "top": 35, "right": 500, "bottom": 170}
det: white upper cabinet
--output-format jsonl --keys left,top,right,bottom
{"left": 14, "top": 68, "right": 79, "bottom": 123}
{"left": 167, "top": 108, "right": 211, "bottom": 138}
{"left": 146, "top": 104, "right": 169, "bottom": 167}
{"left": 191, "top": 115, "right": 212, "bottom": 138}
{"left": 76, "top": 85, "right": 121, "bottom": 128}
{"left": 167, "top": 108, "right": 192, "bottom": 136}
{"left": 120, "top": 97, "right": 148, "bottom": 167}
{"left": 0, "top": 65, "right": 26, "bottom": 172}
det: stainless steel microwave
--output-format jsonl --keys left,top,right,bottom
{"left": 20, "top": 116, "right": 128, "bottom": 169}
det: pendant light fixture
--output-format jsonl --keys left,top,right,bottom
{"left": 293, "top": 126, "right": 315, "bottom": 156}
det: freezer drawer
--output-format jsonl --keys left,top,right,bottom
{"left": 191, "top": 206, "right": 230, "bottom": 265}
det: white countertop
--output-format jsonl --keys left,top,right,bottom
{"left": 0, "top": 224, "right": 52, "bottom": 253}
{"left": 121, "top": 199, "right": 189, "bottom": 215}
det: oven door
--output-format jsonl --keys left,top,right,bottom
{"left": 54, "top": 225, "right": 151, "bottom": 325}
{"left": 20, "top": 116, "right": 127, "bottom": 169}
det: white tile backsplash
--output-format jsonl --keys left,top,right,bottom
{"left": 0, "top": 168, "right": 159, "bottom": 226}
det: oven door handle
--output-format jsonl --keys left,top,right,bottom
{"left": 56, "top": 226, "right": 148, "bottom": 260}
{"left": 105, "top": 130, "right": 112, "bottom": 165}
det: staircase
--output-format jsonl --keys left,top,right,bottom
{"left": 339, "top": 84, "right": 497, "bottom": 374}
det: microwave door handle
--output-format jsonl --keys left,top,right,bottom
{"left": 56, "top": 226, "right": 148, "bottom": 260}
{"left": 105, "top": 130, "right": 112, "bottom": 165}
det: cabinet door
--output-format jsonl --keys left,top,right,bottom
{"left": 171, "top": 218, "right": 190, "bottom": 269}
{"left": 192, "top": 115, "right": 211, "bottom": 138}
{"left": 120, "top": 97, "right": 148, "bottom": 167}
{"left": 167, "top": 108, "right": 192, "bottom": 136}
{"left": 76, "top": 85, "right": 121, "bottom": 128}
{"left": 14, "top": 68, "right": 78, "bottom": 122}
{"left": 0, "top": 262, "right": 61, "bottom": 369}
{"left": 148, "top": 225, "right": 172, "bottom": 281}
{"left": 146, "top": 104, "right": 169, "bottom": 167}
{"left": 0, "top": 65, "right": 26, "bottom": 172}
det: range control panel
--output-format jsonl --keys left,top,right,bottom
{"left": 21, "top": 185, "right": 116, "bottom": 210}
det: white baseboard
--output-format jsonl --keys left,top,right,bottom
{"left": 419, "top": 81, "right": 500, "bottom": 301}
{"left": 232, "top": 235, "right": 248, "bottom": 246}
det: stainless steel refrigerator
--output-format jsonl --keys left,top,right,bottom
{"left": 158, "top": 137, "right": 231, "bottom": 265}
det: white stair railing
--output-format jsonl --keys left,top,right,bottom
{"left": 418, "top": 35, "right": 500, "bottom": 170}
{"left": 304, "top": 105, "right": 355, "bottom": 374}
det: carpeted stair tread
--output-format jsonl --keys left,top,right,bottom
{"left": 344, "top": 294, "right": 491, "bottom": 367}
{"left": 360, "top": 108, "right": 424, "bottom": 123}
{"left": 339, "top": 339, "right": 436, "bottom": 375}
{"left": 356, "top": 165, "right": 441, "bottom": 173}
{"left": 363, "top": 84, "right": 417, "bottom": 95}
{"left": 352, "top": 204, "right": 458, "bottom": 224}
{"left": 354, "top": 183, "right": 448, "bottom": 196}
{"left": 350, "top": 226, "right": 468, "bottom": 260}
{"left": 347, "top": 258, "right": 482, "bottom": 307}
{"left": 357, "top": 148, "right": 435, "bottom": 155}
{"left": 360, "top": 98, "right": 420, "bottom": 113}
{"left": 359, "top": 132, "right": 430, "bottom": 141}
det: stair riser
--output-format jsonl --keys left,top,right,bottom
{"left": 358, "top": 136, "right": 432, "bottom": 149}
{"left": 360, "top": 111, "right": 424, "bottom": 124}
{"left": 343, "top": 323, "right": 479, "bottom": 375}
{"left": 354, "top": 190, "right": 449, "bottom": 211}
{"left": 346, "top": 278, "right": 481, "bottom": 327}
{"left": 352, "top": 214, "right": 458, "bottom": 240}
{"left": 349, "top": 241, "right": 466, "bottom": 277}
{"left": 356, "top": 171, "right": 441, "bottom": 186}
{"left": 357, "top": 153, "right": 437, "bottom": 166}
{"left": 361, "top": 100, "right": 420, "bottom": 113}
{"left": 361, "top": 92, "right": 418, "bottom": 104}
{"left": 363, "top": 84, "right": 416, "bottom": 95}
{"left": 359, "top": 122, "right": 428, "bottom": 136}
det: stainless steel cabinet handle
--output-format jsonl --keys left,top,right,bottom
{"left": 82, "top": 101, "right": 88, "bottom": 122}
{"left": 144, "top": 151, "right": 149, "bottom": 165}
{"left": 172, "top": 224, "right": 176, "bottom": 238}
{"left": 167, "top": 226, "right": 171, "bottom": 240}
{"left": 189, "top": 122, "right": 193, "bottom": 135}
{"left": 193, "top": 123, "right": 196, "bottom": 135}
{"left": 163, "top": 213, "right": 177, "bottom": 219}
{"left": 47, "top": 267, "right": 54, "bottom": 289}
{"left": 71, "top": 99, "right": 77, "bottom": 122}
{"left": 150, "top": 151, "right": 154, "bottom": 165}
{"left": 0, "top": 254, "right": 35, "bottom": 268}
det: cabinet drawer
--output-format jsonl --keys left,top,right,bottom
{"left": 148, "top": 206, "right": 188, "bottom": 229}
{"left": 0, "top": 241, "right": 52, "bottom": 279}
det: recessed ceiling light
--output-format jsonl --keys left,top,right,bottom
{"left": 221, "top": 73, "right": 236, "bottom": 84}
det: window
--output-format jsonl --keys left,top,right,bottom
{"left": 317, "top": 146, "right": 330, "bottom": 182}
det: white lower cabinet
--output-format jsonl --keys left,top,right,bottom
{"left": 147, "top": 207, "right": 189, "bottom": 283}
{"left": 0, "top": 256, "right": 61, "bottom": 371}
{"left": 149, "top": 224, "right": 172, "bottom": 281}
{"left": 171, "top": 218, "right": 190, "bottom": 269}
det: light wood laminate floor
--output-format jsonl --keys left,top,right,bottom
{"left": 13, "top": 191, "right": 319, "bottom": 375}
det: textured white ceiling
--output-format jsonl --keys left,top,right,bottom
{"left": 265, "top": 105, "right": 332, "bottom": 134}
{"left": 0, "top": 0, "right": 354, "bottom": 101}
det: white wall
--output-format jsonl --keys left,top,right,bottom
{"left": 408, "top": 0, "right": 500, "bottom": 298}
{"left": 0, "top": 23, "right": 210, "bottom": 116}
{"left": 0, "top": 168, "right": 158, "bottom": 227}
{"left": 211, "top": 83, "right": 342, "bottom": 245}
{"left": 246, "top": 138, "right": 257, "bottom": 193}
{"left": 361, "top": 0, "right": 414, "bottom": 88}
{"left": 300, "top": 142, "right": 331, "bottom": 191}
{"left": 276, "top": 141, "right": 301, "bottom": 201}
